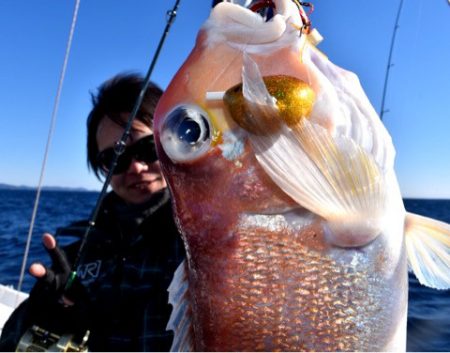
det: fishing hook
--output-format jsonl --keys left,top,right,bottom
{"left": 293, "top": 1, "right": 314, "bottom": 35}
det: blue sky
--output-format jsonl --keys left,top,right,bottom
{"left": 0, "top": 0, "right": 449, "bottom": 198}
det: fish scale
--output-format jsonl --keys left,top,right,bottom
{"left": 185, "top": 217, "right": 396, "bottom": 351}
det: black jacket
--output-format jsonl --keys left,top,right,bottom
{"left": 0, "top": 189, "right": 185, "bottom": 352}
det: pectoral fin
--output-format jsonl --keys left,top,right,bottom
{"left": 167, "top": 260, "right": 193, "bottom": 351}
{"left": 405, "top": 212, "right": 450, "bottom": 290}
{"left": 240, "top": 54, "right": 387, "bottom": 247}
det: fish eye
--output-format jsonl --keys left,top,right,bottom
{"left": 160, "top": 105, "right": 212, "bottom": 162}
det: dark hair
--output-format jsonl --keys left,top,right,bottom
{"left": 86, "top": 72, "right": 163, "bottom": 180}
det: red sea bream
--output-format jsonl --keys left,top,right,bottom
{"left": 153, "top": 0, "right": 450, "bottom": 351}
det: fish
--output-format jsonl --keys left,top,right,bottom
{"left": 153, "top": 0, "right": 450, "bottom": 351}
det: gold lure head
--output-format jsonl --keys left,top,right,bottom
{"left": 224, "top": 75, "right": 315, "bottom": 135}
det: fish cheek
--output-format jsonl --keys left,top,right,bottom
{"left": 163, "top": 149, "right": 241, "bottom": 225}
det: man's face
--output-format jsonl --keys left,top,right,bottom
{"left": 96, "top": 114, "right": 167, "bottom": 204}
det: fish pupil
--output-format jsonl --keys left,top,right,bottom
{"left": 178, "top": 117, "right": 209, "bottom": 145}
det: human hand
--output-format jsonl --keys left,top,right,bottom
{"left": 29, "top": 233, "right": 75, "bottom": 305}
{"left": 26, "top": 233, "right": 89, "bottom": 338}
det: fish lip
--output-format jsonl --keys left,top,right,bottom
{"left": 207, "top": 1, "right": 303, "bottom": 47}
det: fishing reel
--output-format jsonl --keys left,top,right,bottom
{"left": 16, "top": 325, "right": 89, "bottom": 352}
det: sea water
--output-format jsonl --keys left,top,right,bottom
{"left": 0, "top": 189, "right": 449, "bottom": 351}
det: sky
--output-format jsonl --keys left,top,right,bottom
{"left": 0, "top": 0, "right": 449, "bottom": 199}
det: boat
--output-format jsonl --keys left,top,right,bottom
{"left": 0, "top": 285, "right": 28, "bottom": 337}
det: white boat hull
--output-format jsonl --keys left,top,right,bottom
{"left": 0, "top": 284, "right": 28, "bottom": 337}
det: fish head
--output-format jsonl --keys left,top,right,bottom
{"left": 154, "top": 1, "right": 312, "bottom": 239}
{"left": 154, "top": 0, "right": 397, "bottom": 249}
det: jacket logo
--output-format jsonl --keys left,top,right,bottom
{"left": 77, "top": 260, "right": 102, "bottom": 280}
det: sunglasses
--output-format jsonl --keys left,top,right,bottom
{"left": 97, "top": 135, "right": 158, "bottom": 175}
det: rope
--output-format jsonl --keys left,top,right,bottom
{"left": 17, "top": 0, "right": 81, "bottom": 295}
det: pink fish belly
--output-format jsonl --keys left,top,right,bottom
{"left": 186, "top": 221, "right": 408, "bottom": 352}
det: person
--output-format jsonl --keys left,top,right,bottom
{"left": 0, "top": 73, "right": 185, "bottom": 352}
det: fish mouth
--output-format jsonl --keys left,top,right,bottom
{"left": 207, "top": 0, "right": 304, "bottom": 47}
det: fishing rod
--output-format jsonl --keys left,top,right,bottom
{"left": 379, "top": 0, "right": 404, "bottom": 121}
{"left": 16, "top": 2, "right": 182, "bottom": 351}
{"left": 380, "top": 0, "right": 449, "bottom": 120}
{"left": 66, "top": 0, "right": 182, "bottom": 292}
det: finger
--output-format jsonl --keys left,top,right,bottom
{"left": 29, "top": 263, "right": 47, "bottom": 278}
{"left": 42, "top": 234, "right": 71, "bottom": 274}
{"left": 42, "top": 232, "right": 56, "bottom": 249}
{"left": 59, "top": 295, "right": 75, "bottom": 307}
{"left": 30, "top": 264, "right": 57, "bottom": 288}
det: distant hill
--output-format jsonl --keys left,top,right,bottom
{"left": 0, "top": 183, "right": 95, "bottom": 192}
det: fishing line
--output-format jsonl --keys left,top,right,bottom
{"left": 17, "top": 0, "right": 81, "bottom": 295}
{"left": 65, "top": 0, "right": 182, "bottom": 292}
